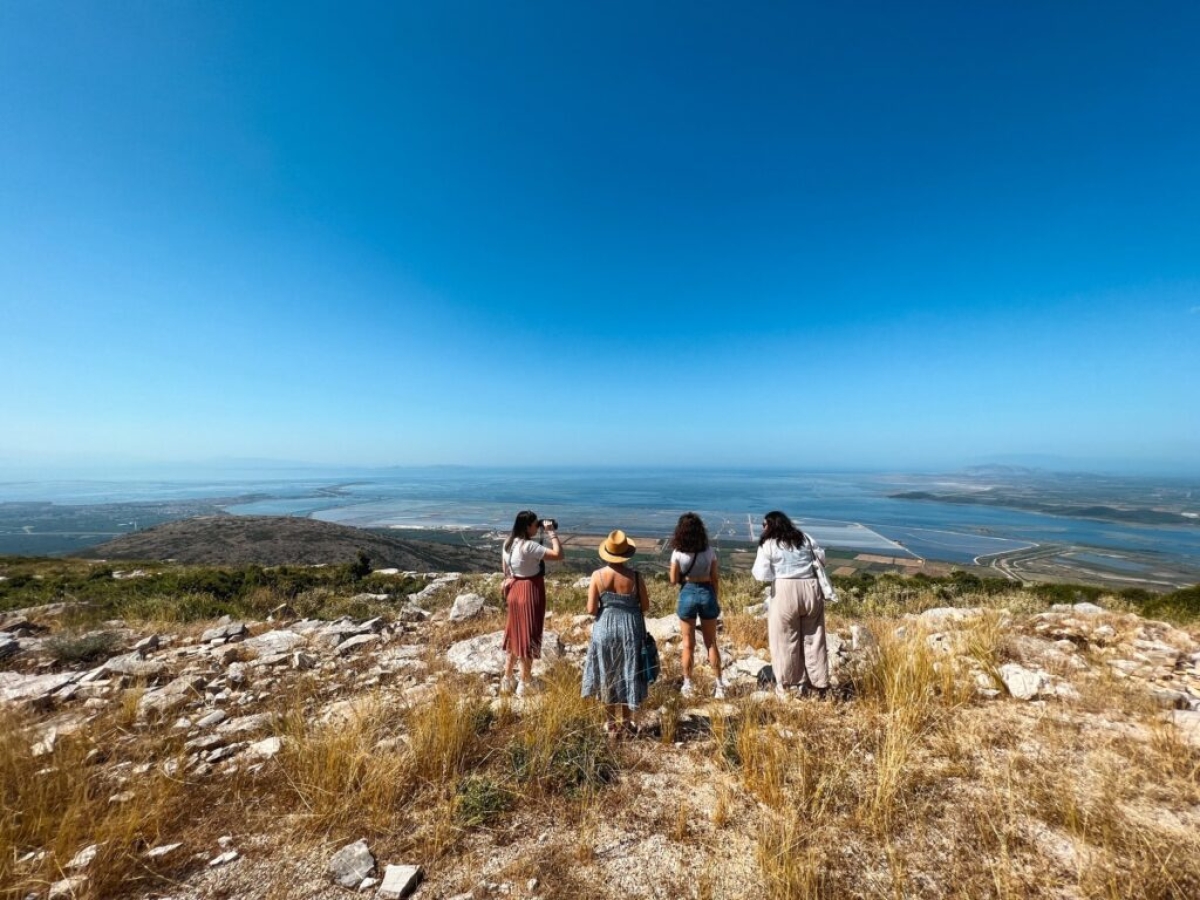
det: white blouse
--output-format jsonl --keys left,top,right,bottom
{"left": 752, "top": 537, "right": 825, "bottom": 581}
{"left": 502, "top": 539, "right": 547, "bottom": 577}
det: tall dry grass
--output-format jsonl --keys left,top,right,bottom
{"left": 0, "top": 708, "right": 190, "bottom": 900}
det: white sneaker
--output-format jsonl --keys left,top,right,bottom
{"left": 681, "top": 679, "right": 695, "bottom": 699}
{"left": 775, "top": 683, "right": 790, "bottom": 702}
{"left": 515, "top": 678, "right": 527, "bottom": 698}
{"left": 500, "top": 675, "right": 515, "bottom": 695}
{"left": 713, "top": 682, "right": 726, "bottom": 700}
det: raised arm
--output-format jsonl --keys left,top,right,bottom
{"left": 541, "top": 528, "right": 564, "bottom": 562}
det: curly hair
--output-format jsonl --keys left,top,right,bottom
{"left": 759, "top": 510, "right": 806, "bottom": 550}
{"left": 671, "top": 512, "right": 710, "bottom": 554}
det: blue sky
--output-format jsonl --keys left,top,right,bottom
{"left": 1, "top": 2, "right": 1198, "bottom": 474}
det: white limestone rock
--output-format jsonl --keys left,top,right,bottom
{"left": 446, "top": 630, "right": 563, "bottom": 676}
{"left": 328, "top": 839, "right": 375, "bottom": 888}
{"left": 999, "top": 663, "right": 1052, "bottom": 701}
{"left": 449, "top": 593, "right": 487, "bottom": 621}
{"left": 378, "top": 864, "right": 423, "bottom": 900}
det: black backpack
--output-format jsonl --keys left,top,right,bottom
{"left": 757, "top": 665, "right": 776, "bottom": 689}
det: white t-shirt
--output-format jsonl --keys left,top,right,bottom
{"left": 752, "top": 537, "right": 825, "bottom": 581}
{"left": 670, "top": 548, "right": 716, "bottom": 580}
{"left": 503, "top": 538, "right": 548, "bottom": 578}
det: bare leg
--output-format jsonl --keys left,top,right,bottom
{"left": 680, "top": 619, "right": 697, "bottom": 682}
{"left": 700, "top": 618, "right": 722, "bottom": 683}
{"left": 519, "top": 656, "right": 533, "bottom": 683}
{"left": 504, "top": 652, "right": 516, "bottom": 680}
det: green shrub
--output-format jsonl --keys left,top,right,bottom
{"left": 454, "top": 776, "right": 512, "bottom": 827}
{"left": 45, "top": 630, "right": 122, "bottom": 666}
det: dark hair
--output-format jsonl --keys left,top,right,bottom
{"left": 671, "top": 512, "right": 710, "bottom": 554}
{"left": 504, "top": 510, "right": 539, "bottom": 551}
{"left": 759, "top": 510, "right": 805, "bottom": 550}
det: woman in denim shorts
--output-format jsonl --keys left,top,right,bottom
{"left": 669, "top": 512, "right": 727, "bottom": 699}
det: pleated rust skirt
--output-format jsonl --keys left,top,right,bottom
{"left": 503, "top": 573, "right": 547, "bottom": 659}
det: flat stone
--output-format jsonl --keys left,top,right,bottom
{"left": 449, "top": 593, "right": 487, "bottom": 621}
{"left": 1073, "top": 602, "right": 1105, "bottom": 615}
{"left": 0, "top": 635, "right": 19, "bottom": 659}
{"left": 103, "top": 652, "right": 167, "bottom": 680}
{"left": 216, "top": 713, "right": 272, "bottom": 737}
{"left": 202, "top": 623, "right": 248, "bottom": 644}
{"left": 337, "top": 634, "right": 382, "bottom": 656}
{"left": 378, "top": 864, "right": 423, "bottom": 900}
{"left": 209, "top": 850, "right": 239, "bottom": 867}
{"left": 245, "top": 736, "right": 283, "bottom": 759}
{"left": 196, "top": 710, "right": 228, "bottom": 729}
{"left": 137, "top": 675, "right": 207, "bottom": 717}
{"left": 446, "top": 630, "right": 563, "bottom": 676}
{"left": 732, "top": 657, "right": 769, "bottom": 677}
{"left": 133, "top": 635, "right": 160, "bottom": 653}
{"left": 242, "top": 630, "right": 307, "bottom": 656}
{"left": 0, "top": 671, "right": 78, "bottom": 704}
{"left": 645, "top": 616, "right": 681, "bottom": 643}
{"left": 999, "top": 663, "right": 1051, "bottom": 701}
{"left": 328, "top": 839, "right": 375, "bottom": 888}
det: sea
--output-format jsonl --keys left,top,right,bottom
{"left": 3, "top": 468, "right": 1200, "bottom": 570}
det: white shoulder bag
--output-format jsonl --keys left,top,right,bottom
{"left": 806, "top": 535, "right": 839, "bottom": 605}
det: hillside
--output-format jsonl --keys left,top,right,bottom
{"left": 2, "top": 566, "right": 1199, "bottom": 900}
{"left": 79, "top": 515, "right": 497, "bottom": 571}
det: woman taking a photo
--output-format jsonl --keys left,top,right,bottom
{"left": 752, "top": 510, "right": 830, "bottom": 700}
{"left": 669, "top": 512, "right": 726, "bottom": 699}
{"left": 501, "top": 510, "right": 563, "bottom": 697}
{"left": 582, "top": 530, "right": 650, "bottom": 738}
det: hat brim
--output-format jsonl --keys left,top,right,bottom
{"left": 598, "top": 545, "right": 636, "bottom": 563}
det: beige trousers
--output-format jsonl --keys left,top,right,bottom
{"left": 768, "top": 577, "right": 829, "bottom": 689}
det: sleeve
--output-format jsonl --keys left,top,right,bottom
{"left": 521, "top": 539, "right": 548, "bottom": 560}
{"left": 751, "top": 544, "right": 774, "bottom": 582}
{"left": 809, "top": 539, "right": 826, "bottom": 565}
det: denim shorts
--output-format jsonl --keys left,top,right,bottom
{"left": 677, "top": 582, "right": 720, "bottom": 622}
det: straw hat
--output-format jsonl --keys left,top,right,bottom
{"left": 598, "top": 530, "right": 637, "bottom": 563}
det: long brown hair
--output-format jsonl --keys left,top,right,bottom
{"left": 504, "top": 510, "right": 539, "bottom": 551}
{"left": 759, "top": 510, "right": 805, "bottom": 550}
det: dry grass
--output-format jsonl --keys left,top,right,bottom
{"left": 0, "top": 708, "right": 193, "bottom": 900}
{"left": 5, "top": 572, "right": 1200, "bottom": 900}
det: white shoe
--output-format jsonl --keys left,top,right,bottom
{"left": 681, "top": 679, "right": 695, "bottom": 699}
{"left": 500, "top": 675, "right": 515, "bottom": 695}
{"left": 775, "top": 683, "right": 790, "bottom": 702}
{"left": 713, "top": 682, "right": 726, "bottom": 700}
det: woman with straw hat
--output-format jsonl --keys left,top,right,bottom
{"left": 582, "top": 530, "right": 651, "bottom": 738}
{"left": 501, "top": 510, "right": 564, "bottom": 697}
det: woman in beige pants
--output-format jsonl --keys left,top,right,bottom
{"left": 751, "top": 510, "right": 829, "bottom": 699}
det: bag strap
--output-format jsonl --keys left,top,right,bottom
{"left": 680, "top": 550, "right": 700, "bottom": 582}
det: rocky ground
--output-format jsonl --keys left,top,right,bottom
{"left": 3, "top": 571, "right": 1200, "bottom": 900}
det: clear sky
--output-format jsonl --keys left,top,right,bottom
{"left": 2, "top": 2, "right": 1198, "bottom": 474}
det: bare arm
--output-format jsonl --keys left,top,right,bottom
{"left": 709, "top": 555, "right": 720, "bottom": 604}
{"left": 638, "top": 572, "right": 650, "bottom": 614}
{"left": 587, "top": 572, "right": 601, "bottom": 616}
{"left": 541, "top": 532, "right": 564, "bottom": 562}
{"left": 668, "top": 557, "right": 681, "bottom": 586}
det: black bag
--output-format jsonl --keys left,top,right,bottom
{"left": 641, "top": 633, "right": 660, "bottom": 684}
{"left": 757, "top": 665, "right": 776, "bottom": 689}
